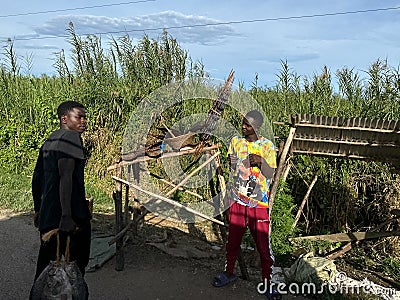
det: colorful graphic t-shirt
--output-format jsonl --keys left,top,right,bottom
{"left": 228, "top": 136, "right": 277, "bottom": 208}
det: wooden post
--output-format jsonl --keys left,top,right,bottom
{"left": 281, "top": 161, "right": 292, "bottom": 182}
{"left": 132, "top": 162, "right": 140, "bottom": 235}
{"left": 124, "top": 185, "right": 130, "bottom": 227}
{"left": 113, "top": 167, "right": 124, "bottom": 271}
{"left": 269, "top": 126, "right": 296, "bottom": 211}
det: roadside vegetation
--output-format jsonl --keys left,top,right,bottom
{"left": 1, "top": 23, "right": 399, "bottom": 296}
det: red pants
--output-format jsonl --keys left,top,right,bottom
{"left": 225, "top": 202, "right": 274, "bottom": 282}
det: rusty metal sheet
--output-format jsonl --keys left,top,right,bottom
{"left": 289, "top": 114, "right": 400, "bottom": 163}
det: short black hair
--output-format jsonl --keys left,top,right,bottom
{"left": 245, "top": 110, "right": 264, "bottom": 127}
{"left": 57, "top": 101, "right": 85, "bottom": 119}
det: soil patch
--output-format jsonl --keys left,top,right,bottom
{"left": 0, "top": 210, "right": 305, "bottom": 300}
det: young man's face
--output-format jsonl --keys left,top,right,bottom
{"left": 62, "top": 107, "right": 87, "bottom": 133}
{"left": 241, "top": 116, "right": 259, "bottom": 137}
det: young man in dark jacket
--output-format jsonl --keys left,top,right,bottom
{"left": 31, "top": 101, "right": 92, "bottom": 290}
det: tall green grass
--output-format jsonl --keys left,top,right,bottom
{"left": 1, "top": 26, "right": 400, "bottom": 264}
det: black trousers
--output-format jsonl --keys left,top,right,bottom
{"left": 33, "top": 222, "right": 92, "bottom": 281}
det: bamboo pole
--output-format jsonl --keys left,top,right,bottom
{"left": 291, "top": 150, "right": 400, "bottom": 163}
{"left": 155, "top": 176, "right": 203, "bottom": 199}
{"left": 112, "top": 176, "right": 226, "bottom": 226}
{"left": 164, "top": 151, "right": 220, "bottom": 197}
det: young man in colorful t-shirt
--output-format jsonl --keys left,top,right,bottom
{"left": 212, "top": 110, "right": 280, "bottom": 299}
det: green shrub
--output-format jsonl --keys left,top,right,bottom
{"left": 271, "top": 181, "right": 296, "bottom": 261}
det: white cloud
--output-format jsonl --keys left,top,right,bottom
{"left": 32, "top": 11, "right": 240, "bottom": 45}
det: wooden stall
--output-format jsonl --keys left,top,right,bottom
{"left": 269, "top": 114, "right": 400, "bottom": 258}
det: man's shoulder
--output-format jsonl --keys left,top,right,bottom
{"left": 258, "top": 137, "right": 275, "bottom": 147}
{"left": 230, "top": 136, "right": 244, "bottom": 142}
{"left": 43, "top": 129, "right": 84, "bottom": 159}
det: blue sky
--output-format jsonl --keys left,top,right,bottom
{"left": 1, "top": 0, "right": 400, "bottom": 88}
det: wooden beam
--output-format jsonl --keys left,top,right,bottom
{"left": 294, "top": 123, "right": 400, "bottom": 133}
{"left": 269, "top": 126, "right": 296, "bottom": 211}
{"left": 325, "top": 242, "right": 352, "bottom": 260}
{"left": 290, "top": 150, "right": 400, "bottom": 163}
{"left": 293, "top": 137, "right": 400, "bottom": 147}
{"left": 112, "top": 176, "right": 226, "bottom": 226}
{"left": 289, "top": 230, "right": 400, "bottom": 243}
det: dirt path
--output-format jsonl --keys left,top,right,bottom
{"left": 0, "top": 210, "right": 306, "bottom": 300}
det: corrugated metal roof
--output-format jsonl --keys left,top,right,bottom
{"left": 290, "top": 114, "right": 400, "bottom": 163}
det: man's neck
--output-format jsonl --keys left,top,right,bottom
{"left": 245, "top": 134, "right": 258, "bottom": 142}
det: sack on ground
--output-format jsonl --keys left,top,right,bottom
{"left": 30, "top": 260, "right": 88, "bottom": 300}
{"left": 289, "top": 252, "right": 337, "bottom": 284}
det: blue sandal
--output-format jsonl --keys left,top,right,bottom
{"left": 212, "top": 272, "right": 237, "bottom": 287}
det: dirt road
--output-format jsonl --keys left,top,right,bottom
{"left": 0, "top": 210, "right": 305, "bottom": 300}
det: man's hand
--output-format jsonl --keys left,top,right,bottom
{"left": 59, "top": 215, "right": 77, "bottom": 233}
{"left": 248, "top": 153, "right": 263, "bottom": 168}
{"left": 249, "top": 154, "right": 275, "bottom": 179}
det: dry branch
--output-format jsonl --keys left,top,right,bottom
{"left": 291, "top": 172, "right": 318, "bottom": 230}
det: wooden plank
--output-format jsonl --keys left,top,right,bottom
{"left": 289, "top": 230, "right": 400, "bottom": 243}
{"left": 293, "top": 137, "right": 400, "bottom": 147}
{"left": 290, "top": 149, "right": 400, "bottom": 162}
{"left": 291, "top": 114, "right": 400, "bottom": 132}
{"left": 325, "top": 242, "right": 352, "bottom": 260}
